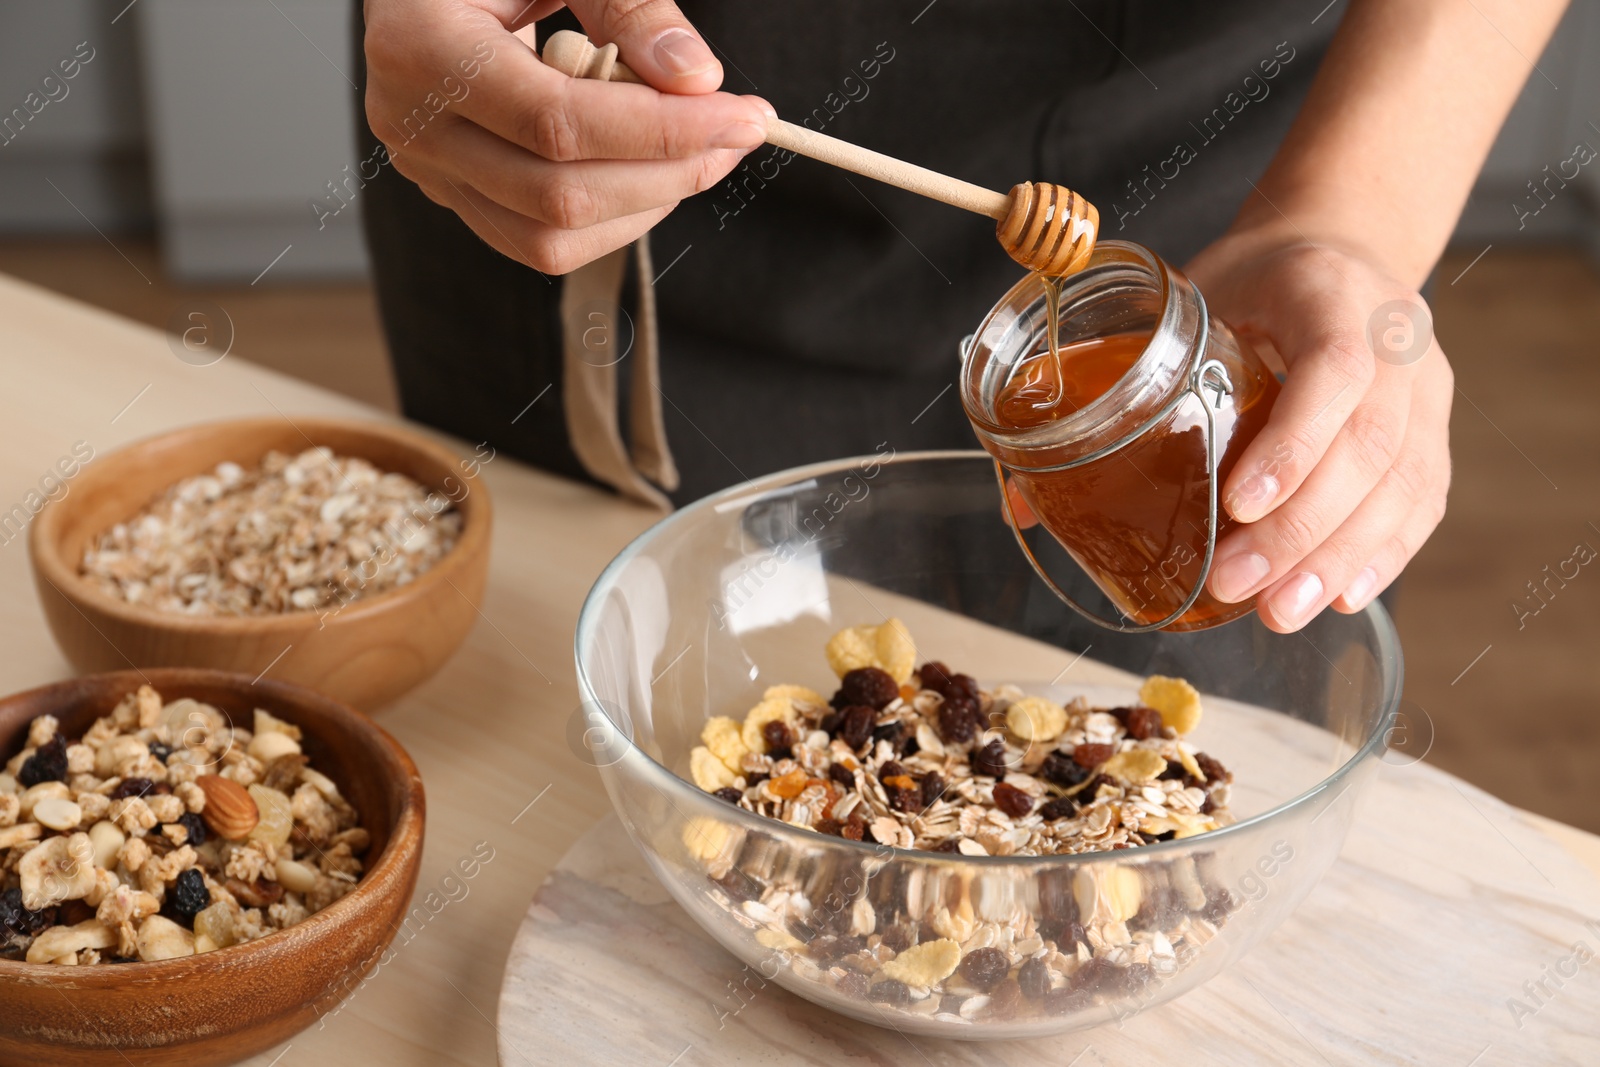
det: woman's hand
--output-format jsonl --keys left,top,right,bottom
{"left": 363, "top": 0, "right": 770, "bottom": 274}
{"left": 1185, "top": 226, "right": 1454, "bottom": 633}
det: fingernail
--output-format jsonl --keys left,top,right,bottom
{"left": 708, "top": 121, "right": 765, "bottom": 150}
{"left": 1210, "top": 551, "right": 1271, "bottom": 602}
{"left": 1268, "top": 572, "right": 1325, "bottom": 629}
{"left": 1229, "top": 473, "right": 1279, "bottom": 522}
{"left": 1342, "top": 566, "right": 1378, "bottom": 610}
{"left": 654, "top": 29, "right": 717, "bottom": 76}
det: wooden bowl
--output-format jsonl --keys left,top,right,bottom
{"left": 28, "top": 417, "right": 492, "bottom": 710}
{"left": 0, "top": 668, "right": 425, "bottom": 1067}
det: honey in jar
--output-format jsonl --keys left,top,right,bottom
{"left": 960, "top": 241, "right": 1280, "bottom": 631}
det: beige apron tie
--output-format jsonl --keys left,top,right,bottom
{"left": 559, "top": 237, "right": 678, "bottom": 508}
{"left": 627, "top": 237, "right": 678, "bottom": 492}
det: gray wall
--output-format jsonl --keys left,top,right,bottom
{"left": 1454, "top": 0, "right": 1600, "bottom": 254}
{"left": 0, "top": 0, "right": 1596, "bottom": 282}
{"left": 0, "top": 0, "right": 149, "bottom": 233}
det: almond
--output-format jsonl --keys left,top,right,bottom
{"left": 195, "top": 775, "right": 259, "bottom": 840}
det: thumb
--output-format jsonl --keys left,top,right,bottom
{"left": 566, "top": 0, "right": 723, "bottom": 94}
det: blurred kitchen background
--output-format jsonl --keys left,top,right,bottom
{"left": 1, "top": 1, "right": 1597, "bottom": 829}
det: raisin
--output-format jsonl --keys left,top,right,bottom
{"left": 1200, "top": 793, "right": 1216, "bottom": 815}
{"left": 988, "top": 978, "right": 1023, "bottom": 1018}
{"left": 841, "top": 815, "right": 866, "bottom": 842}
{"left": 1040, "top": 752, "right": 1089, "bottom": 788}
{"left": 1157, "top": 759, "right": 1189, "bottom": 782}
{"left": 871, "top": 721, "right": 906, "bottom": 754}
{"left": 837, "top": 705, "right": 876, "bottom": 751}
{"left": 916, "top": 661, "right": 954, "bottom": 694}
{"left": 746, "top": 772, "right": 769, "bottom": 789}
{"left": 958, "top": 946, "right": 1011, "bottom": 991}
{"left": 811, "top": 934, "right": 867, "bottom": 963}
{"left": 1132, "top": 887, "right": 1182, "bottom": 930}
{"left": 1070, "top": 956, "right": 1115, "bottom": 993}
{"left": 17, "top": 735, "right": 67, "bottom": 787}
{"left": 175, "top": 811, "right": 208, "bottom": 847}
{"left": 815, "top": 818, "right": 842, "bottom": 836}
{"left": 1038, "top": 796, "right": 1078, "bottom": 821}
{"left": 828, "top": 763, "right": 856, "bottom": 788}
{"left": 878, "top": 760, "right": 907, "bottom": 781}
{"left": 712, "top": 868, "right": 764, "bottom": 902}
{"left": 1118, "top": 961, "right": 1154, "bottom": 995}
{"left": 147, "top": 740, "right": 175, "bottom": 764}
{"left": 59, "top": 899, "right": 95, "bottom": 926}
{"left": 761, "top": 720, "right": 793, "bottom": 760}
{"left": 991, "top": 781, "right": 1033, "bottom": 818}
{"left": 1073, "top": 742, "right": 1115, "bottom": 768}
{"left": 1124, "top": 706, "right": 1164, "bottom": 741}
{"left": 972, "top": 740, "right": 1010, "bottom": 779}
{"left": 940, "top": 671, "right": 979, "bottom": 703}
{"left": 111, "top": 777, "right": 154, "bottom": 800}
{"left": 1038, "top": 871, "right": 1077, "bottom": 927}
{"left": 1107, "top": 706, "right": 1135, "bottom": 726}
{"left": 1017, "top": 957, "right": 1052, "bottom": 999}
{"left": 163, "top": 868, "right": 211, "bottom": 927}
{"left": 1043, "top": 987, "right": 1095, "bottom": 1015}
{"left": 869, "top": 979, "right": 911, "bottom": 1007}
{"left": 939, "top": 994, "right": 965, "bottom": 1015}
{"left": 712, "top": 787, "right": 744, "bottom": 804}
{"left": 933, "top": 839, "right": 961, "bottom": 853}
{"left": 1200, "top": 887, "right": 1236, "bottom": 925}
{"left": 937, "top": 695, "right": 980, "bottom": 744}
{"left": 1050, "top": 920, "right": 1089, "bottom": 952}
{"left": 879, "top": 925, "right": 912, "bottom": 952}
{"left": 888, "top": 787, "right": 921, "bottom": 813}
{"left": 920, "top": 773, "right": 945, "bottom": 810}
{"left": 819, "top": 710, "right": 841, "bottom": 735}
{"left": 836, "top": 971, "right": 870, "bottom": 1000}
{"left": 1195, "top": 752, "right": 1232, "bottom": 784}
{"left": 1083, "top": 773, "right": 1115, "bottom": 797}
{"left": 833, "top": 667, "right": 900, "bottom": 711}
{"left": 0, "top": 887, "right": 54, "bottom": 937}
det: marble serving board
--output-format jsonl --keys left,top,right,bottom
{"left": 499, "top": 758, "right": 1600, "bottom": 1067}
{"left": 503, "top": 589, "right": 1600, "bottom": 1063}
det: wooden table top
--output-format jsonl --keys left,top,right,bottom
{"left": 1, "top": 272, "right": 1597, "bottom": 1066}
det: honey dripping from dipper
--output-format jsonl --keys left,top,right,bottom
{"left": 985, "top": 183, "right": 1100, "bottom": 415}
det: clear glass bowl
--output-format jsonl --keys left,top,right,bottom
{"left": 575, "top": 452, "right": 1400, "bottom": 1039}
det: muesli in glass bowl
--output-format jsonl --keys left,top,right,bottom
{"left": 680, "top": 620, "right": 1242, "bottom": 1019}
{"left": 575, "top": 452, "right": 1399, "bottom": 1038}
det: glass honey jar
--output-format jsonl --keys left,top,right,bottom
{"left": 960, "top": 241, "right": 1281, "bottom": 632}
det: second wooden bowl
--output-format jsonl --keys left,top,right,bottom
{"left": 28, "top": 417, "right": 492, "bottom": 710}
{"left": 0, "top": 668, "right": 425, "bottom": 1067}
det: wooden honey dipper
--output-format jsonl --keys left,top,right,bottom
{"left": 540, "top": 30, "right": 1099, "bottom": 277}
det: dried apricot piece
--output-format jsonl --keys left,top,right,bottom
{"left": 1138, "top": 675, "right": 1202, "bottom": 735}
{"left": 767, "top": 769, "right": 810, "bottom": 799}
